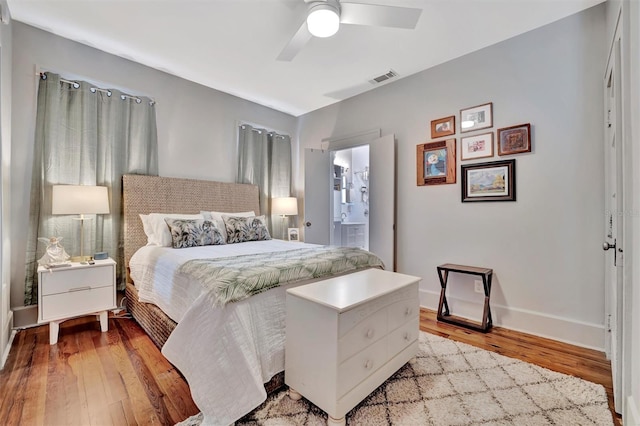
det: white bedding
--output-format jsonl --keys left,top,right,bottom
{"left": 129, "top": 239, "right": 313, "bottom": 322}
{"left": 129, "top": 240, "right": 324, "bottom": 425}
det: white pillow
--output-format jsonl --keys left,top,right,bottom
{"left": 140, "top": 213, "right": 203, "bottom": 246}
{"left": 200, "top": 211, "right": 255, "bottom": 241}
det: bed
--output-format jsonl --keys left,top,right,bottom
{"left": 122, "top": 174, "right": 384, "bottom": 425}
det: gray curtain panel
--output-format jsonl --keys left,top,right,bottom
{"left": 236, "top": 124, "right": 292, "bottom": 239}
{"left": 24, "top": 72, "right": 158, "bottom": 305}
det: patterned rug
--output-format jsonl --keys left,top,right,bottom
{"left": 177, "top": 332, "right": 613, "bottom": 425}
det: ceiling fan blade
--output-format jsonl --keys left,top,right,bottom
{"left": 340, "top": 2, "right": 422, "bottom": 29}
{"left": 277, "top": 21, "right": 313, "bottom": 61}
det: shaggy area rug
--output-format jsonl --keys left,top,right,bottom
{"left": 177, "top": 331, "right": 613, "bottom": 425}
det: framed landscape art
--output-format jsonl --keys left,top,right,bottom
{"left": 461, "top": 159, "right": 516, "bottom": 202}
{"left": 460, "top": 102, "right": 493, "bottom": 133}
{"left": 461, "top": 132, "right": 493, "bottom": 160}
{"left": 431, "top": 115, "right": 455, "bottom": 139}
{"left": 498, "top": 123, "right": 531, "bottom": 155}
{"left": 417, "top": 139, "right": 456, "bottom": 186}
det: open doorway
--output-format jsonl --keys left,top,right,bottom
{"left": 330, "top": 145, "right": 369, "bottom": 250}
{"left": 304, "top": 133, "right": 395, "bottom": 270}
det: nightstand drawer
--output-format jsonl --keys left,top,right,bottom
{"left": 41, "top": 285, "right": 115, "bottom": 321}
{"left": 40, "top": 265, "right": 114, "bottom": 296}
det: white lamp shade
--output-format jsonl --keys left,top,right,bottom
{"left": 272, "top": 197, "right": 298, "bottom": 216}
{"left": 307, "top": 4, "right": 340, "bottom": 38}
{"left": 52, "top": 185, "right": 110, "bottom": 215}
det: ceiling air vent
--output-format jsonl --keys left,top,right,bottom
{"left": 369, "top": 70, "right": 398, "bottom": 85}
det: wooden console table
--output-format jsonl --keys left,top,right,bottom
{"left": 436, "top": 263, "right": 493, "bottom": 332}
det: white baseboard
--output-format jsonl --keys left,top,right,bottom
{"left": 420, "top": 289, "right": 605, "bottom": 351}
{"left": 1, "top": 310, "right": 15, "bottom": 369}
{"left": 626, "top": 397, "right": 640, "bottom": 426}
{"left": 1, "top": 329, "right": 16, "bottom": 369}
{"left": 11, "top": 304, "right": 38, "bottom": 328}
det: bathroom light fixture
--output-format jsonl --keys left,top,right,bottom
{"left": 307, "top": 2, "right": 340, "bottom": 38}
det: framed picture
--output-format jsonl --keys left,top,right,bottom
{"left": 287, "top": 228, "right": 299, "bottom": 241}
{"left": 430, "top": 115, "right": 455, "bottom": 139}
{"left": 416, "top": 139, "right": 456, "bottom": 186}
{"left": 461, "top": 159, "right": 516, "bottom": 202}
{"left": 498, "top": 123, "right": 531, "bottom": 155}
{"left": 460, "top": 102, "right": 493, "bottom": 133}
{"left": 461, "top": 132, "right": 494, "bottom": 161}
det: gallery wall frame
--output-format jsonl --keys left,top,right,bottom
{"left": 431, "top": 115, "right": 455, "bottom": 139}
{"left": 461, "top": 132, "right": 494, "bottom": 161}
{"left": 460, "top": 102, "right": 493, "bottom": 133}
{"left": 498, "top": 123, "right": 531, "bottom": 155}
{"left": 461, "top": 159, "right": 516, "bottom": 202}
{"left": 417, "top": 139, "right": 456, "bottom": 186}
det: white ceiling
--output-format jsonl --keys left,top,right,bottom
{"left": 6, "top": 0, "right": 604, "bottom": 117}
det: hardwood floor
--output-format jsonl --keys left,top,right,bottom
{"left": 0, "top": 309, "right": 620, "bottom": 425}
{"left": 0, "top": 314, "right": 199, "bottom": 426}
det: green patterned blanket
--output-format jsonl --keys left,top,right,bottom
{"left": 178, "top": 246, "right": 384, "bottom": 306}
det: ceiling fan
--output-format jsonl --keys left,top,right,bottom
{"left": 277, "top": 0, "right": 422, "bottom": 61}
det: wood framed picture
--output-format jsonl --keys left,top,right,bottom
{"left": 461, "top": 132, "right": 494, "bottom": 161}
{"left": 288, "top": 228, "right": 299, "bottom": 241}
{"left": 498, "top": 123, "right": 531, "bottom": 155}
{"left": 460, "top": 102, "right": 493, "bottom": 133}
{"left": 430, "top": 115, "right": 455, "bottom": 139}
{"left": 461, "top": 159, "right": 516, "bottom": 202}
{"left": 416, "top": 139, "right": 456, "bottom": 186}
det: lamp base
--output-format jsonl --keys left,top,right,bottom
{"left": 71, "top": 255, "right": 93, "bottom": 263}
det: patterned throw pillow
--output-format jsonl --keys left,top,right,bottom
{"left": 222, "top": 215, "right": 272, "bottom": 244}
{"left": 164, "top": 218, "right": 226, "bottom": 249}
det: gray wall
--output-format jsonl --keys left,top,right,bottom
{"left": 10, "top": 23, "right": 297, "bottom": 312}
{"left": 297, "top": 4, "right": 606, "bottom": 348}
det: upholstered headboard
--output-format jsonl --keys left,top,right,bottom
{"left": 122, "top": 174, "right": 260, "bottom": 273}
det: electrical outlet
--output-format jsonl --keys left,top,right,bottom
{"left": 474, "top": 280, "right": 484, "bottom": 293}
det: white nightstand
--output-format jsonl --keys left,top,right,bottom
{"left": 37, "top": 258, "right": 116, "bottom": 345}
{"left": 285, "top": 269, "right": 421, "bottom": 426}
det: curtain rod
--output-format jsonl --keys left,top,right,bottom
{"left": 38, "top": 72, "right": 156, "bottom": 106}
{"left": 240, "top": 124, "right": 288, "bottom": 139}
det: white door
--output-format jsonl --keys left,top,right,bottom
{"left": 305, "top": 135, "right": 396, "bottom": 271}
{"left": 368, "top": 134, "right": 395, "bottom": 271}
{"left": 304, "top": 148, "right": 331, "bottom": 245}
{"left": 603, "top": 36, "right": 623, "bottom": 415}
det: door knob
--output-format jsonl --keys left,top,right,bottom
{"left": 604, "top": 239, "right": 618, "bottom": 266}
{"left": 305, "top": 221, "right": 312, "bottom": 227}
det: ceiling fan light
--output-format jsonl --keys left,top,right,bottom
{"left": 307, "top": 5, "right": 340, "bottom": 38}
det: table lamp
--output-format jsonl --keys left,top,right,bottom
{"left": 52, "top": 185, "right": 110, "bottom": 263}
{"left": 272, "top": 197, "right": 298, "bottom": 239}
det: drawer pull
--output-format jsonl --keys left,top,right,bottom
{"left": 364, "top": 360, "right": 372, "bottom": 369}
{"left": 403, "top": 332, "right": 411, "bottom": 341}
{"left": 366, "top": 329, "right": 374, "bottom": 339}
{"left": 405, "top": 307, "right": 412, "bottom": 316}
{"left": 68, "top": 286, "right": 91, "bottom": 293}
